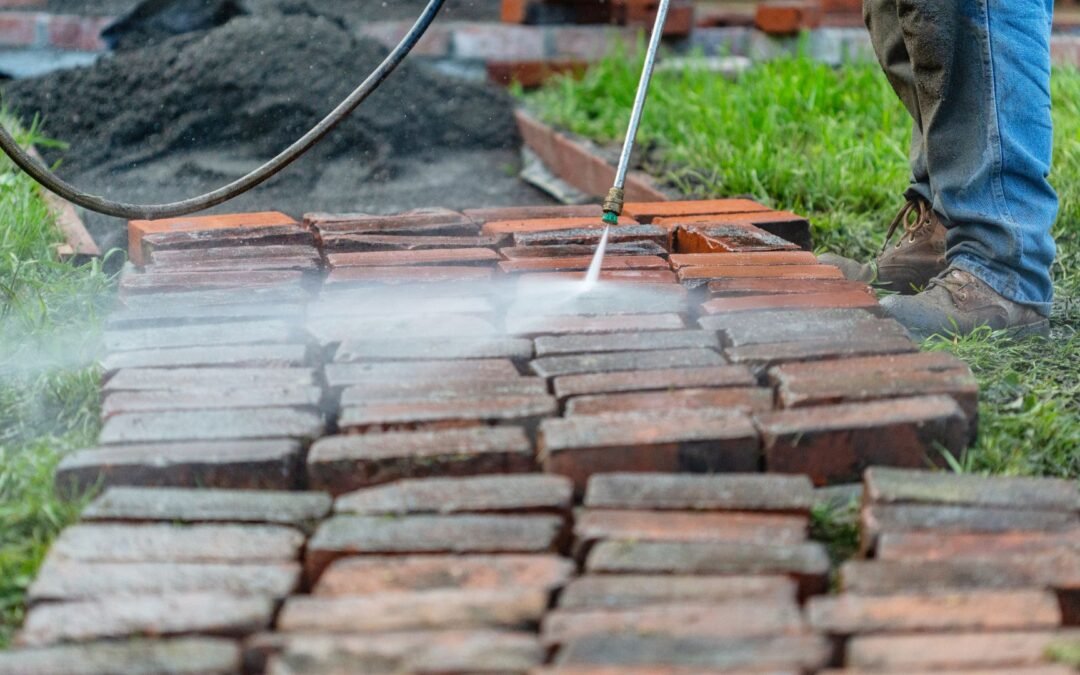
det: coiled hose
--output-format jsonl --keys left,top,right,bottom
{"left": 0, "top": 0, "right": 447, "bottom": 220}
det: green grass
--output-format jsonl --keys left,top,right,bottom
{"left": 528, "top": 50, "right": 1080, "bottom": 479}
{"left": 0, "top": 117, "right": 112, "bottom": 647}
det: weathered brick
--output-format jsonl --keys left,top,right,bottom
{"left": 498, "top": 255, "right": 669, "bottom": 274}
{"left": 315, "top": 555, "right": 574, "bottom": 596}
{"left": 145, "top": 255, "right": 320, "bottom": 274}
{"left": 676, "top": 222, "right": 801, "bottom": 253}
{"left": 149, "top": 244, "right": 317, "bottom": 266}
{"left": 47, "top": 523, "right": 303, "bottom": 564}
{"left": 99, "top": 408, "right": 324, "bottom": 445}
{"left": 129, "top": 211, "right": 300, "bottom": 265}
{"left": 508, "top": 312, "right": 685, "bottom": 337}
{"left": 138, "top": 224, "right": 314, "bottom": 261}
{"left": 326, "top": 247, "right": 499, "bottom": 269}
{"left": 700, "top": 306, "right": 876, "bottom": 337}
{"left": 757, "top": 396, "right": 967, "bottom": 485}
{"left": 104, "top": 320, "right": 297, "bottom": 352}
{"left": 324, "top": 359, "right": 521, "bottom": 387}
{"left": 54, "top": 439, "right": 303, "bottom": 493}
{"left": 567, "top": 387, "right": 774, "bottom": 416}
{"left": 517, "top": 269, "right": 679, "bottom": 285}
{"left": 718, "top": 316, "right": 909, "bottom": 351}
{"left": 623, "top": 199, "right": 770, "bottom": 223}
{"left": 839, "top": 556, "right": 1080, "bottom": 595}
{"left": 558, "top": 575, "right": 796, "bottom": 612}
{"left": 531, "top": 348, "right": 725, "bottom": 378}
{"left": 708, "top": 277, "right": 874, "bottom": 297}
{"left": 535, "top": 330, "right": 718, "bottom": 356}
{"left": 338, "top": 394, "right": 557, "bottom": 433}
{"left": 306, "top": 514, "right": 565, "bottom": 579}
{"left": 309, "top": 314, "right": 498, "bottom": 345}
{"left": 500, "top": 241, "right": 668, "bottom": 259}
{"left": 336, "top": 475, "right": 571, "bottom": 516}
{"left": 335, "top": 336, "right": 533, "bottom": 362}
{"left": 585, "top": 473, "right": 815, "bottom": 514}
{"left": 553, "top": 634, "right": 830, "bottom": 671}
{"left": 553, "top": 365, "right": 756, "bottom": 400}
{"left": 508, "top": 285, "right": 689, "bottom": 318}
{"left": 119, "top": 270, "right": 305, "bottom": 295}
{"left": 573, "top": 510, "right": 807, "bottom": 559}
{"left": 307, "top": 427, "right": 535, "bottom": 495}
{"left": 325, "top": 265, "right": 494, "bottom": 285}
{"left": 101, "top": 387, "right": 322, "bottom": 418}
{"left": 103, "top": 367, "right": 317, "bottom": 393}
{"left": 702, "top": 289, "right": 880, "bottom": 314}
{"left": 482, "top": 216, "right": 636, "bottom": 236}
{"left": 27, "top": 560, "right": 301, "bottom": 603}
{"left": 340, "top": 377, "right": 548, "bottom": 406}
{"left": 755, "top": 0, "right": 822, "bottom": 33}
{"left": 586, "top": 540, "right": 830, "bottom": 597}
{"left": 305, "top": 208, "right": 477, "bottom": 235}
{"left": 769, "top": 349, "right": 970, "bottom": 377}
{"left": 277, "top": 588, "right": 549, "bottom": 633}
{"left": 655, "top": 210, "right": 813, "bottom": 250}
{"left": 846, "top": 630, "right": 1080, "bottom": 671}
{"left": 726, "top": 333, "right": 918, "bottom": 367}
{"left": 511, "top": 224, "right": 667, "bottom": 248}
{"left": 878, "top": 530, "right": 1080, "bottom": 562}
{"left": 670, "top": 251, "right": 819, "bottom": 269}
{"left": 464, "top": 204, "right": 601, "bottom": 223}
{"left": 17, "top": 594, "right": 275, "bottom": 647}
{"left": 540, "top": 410, "right": 761, "bottom": 492}
{"left": 865, "top": 467, "right": 1079, "bottom": 511}
{"left": 82, "top": 488, "right": 330, "bottom": 530}
{"left": 118, "top": 285, "right": 309, "bottom": 310}
{"left": 319, "top": 233, "right": 500, "bottom": 252}
{"left": 678, "top": 264, "right": 844, "bottom": 285}
{"left": 808, "top": 589, "right": 1061, "bottom": 636}
{"left": 102, "top": 344, "right": 310, "bottom": 372}
{"left": 861, "top": 503, "right": 1080, "bottom": 555}
{"left": 251, "top": 631, "right": 543, "bottom": 675}
{"left": 543, "top": 598, "right": 804, "bottom": 647}
{"left": 106, "top": 302, "right": 304, "bottom": 329}
{"left": 0, "top": 638, "right": 242, "bottom": 675}
{"left": 309, "top": 293, "right": 496, "bottom": 319}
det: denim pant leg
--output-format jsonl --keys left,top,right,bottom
{"left": 897, "top": 0, "right": 1058, "bottom": 314}
{"left": 863, "top": 0, "right": 932, "bottom": 203}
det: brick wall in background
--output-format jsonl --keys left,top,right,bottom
{"left": 0, "top": 10, "right": 110, "bottom": 51}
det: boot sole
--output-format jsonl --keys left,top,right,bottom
{"left": 1003, "top": 319, "right": 1051, "bottom": 340}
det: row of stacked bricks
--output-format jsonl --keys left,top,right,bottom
{"left": 502, "top": 0, "right": 695, "bottom": 36}
{"left": 0, "top": 197, "right": 994, "bottom": 673}
{"left": 755, "top": 0, "right": 863, "bottom": 34}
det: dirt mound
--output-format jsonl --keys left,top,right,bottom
{"left": 2, "top": 14, "right": 519, "bottom": 174}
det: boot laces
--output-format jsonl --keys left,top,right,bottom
{"left": 927, "top": 268, "right": 976, "bottom": 303}
{"left": 882, "top": 198, "right": 935, "bottom": 253}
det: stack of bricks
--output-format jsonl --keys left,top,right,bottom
{"left": 0, "top": 197, "right": 1024, "bottom": 673}
{"left": 813, "top": 467, "right": 1080, "bottom": 674}
{"left": 755, "top": 0, "right": 863, "bottom": 34}
{"left": 502, "top": 0, "right": 695, "bottom": 36}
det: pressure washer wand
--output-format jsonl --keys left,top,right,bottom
{"left": 601, "top": 0, "right": 673, "bottom": 225}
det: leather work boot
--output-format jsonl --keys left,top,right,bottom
{"left": 881, "top": 267, "right": 1050, "bottom": 340}
{"left": 818, "top": 197, "right": 947, "bottom": 294}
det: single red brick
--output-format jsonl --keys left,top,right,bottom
{"left": 314, "top": 554, "right": 574, "bottom": 596}
{"left": 507, "top": 312, "right": 685, "bottom": 337}
{"left": 16, "top": 594, "right": 275, "bottom": 648}
{"left": 500, "top": 241, "right": 667, "bottom": 259}
{"left": 119, "top": 269, "right": 305, "bottom": 295}
{"left": 53, "top": 440, "right": 304, "bottom": 493}
{"left": 100, "top": 407, "right": 324, "bottom": 446}
{"left": 583, "top": 473, "right": 815, "bottom": 514}
{"left": 0, "top": 12, "right": 41, "bottom": 47}
{"left": 539, "top": 409, "right": 761, "bottom": 493}
{"left": 483, "top": 216, "right": 636, "bottom": 235}
{"left": 512, "top": 224, "right": 667, "bottom": 248}
{"left": 149, "top": 244, "right": 317, "bottom": 266}
{"left": 573, "top": 510, "right": 807, "bottom": 559}
{"left": 102, "top": 367, "right": 316, "bottom": 393}
{"left": 675, "top": 222, "right": 801, "bottom": 254}
{"left": 808, "top": 589, "right": 1061, "bottom": 636}
{"left": 557, "top": 574, "right": 798, "bottom": 610}
{"left": 756, "top": 395, "right": 967, "bottom": 486}
{"left": 102, "top": 344, "right": 309, "bottom": 372}
{"left": 139, "top": 225, "right": 315, "bottom": 266}
{"left": 771, "top": 350, "right": 970, "bottom": 378}
{"left": 498, "top": 255, "right": 669, "bottom": 274}
{"left": 47, "top": 523, "right": 303, "bottom": 564}
{"left": 846, "top": 630, "right": 1080, "bottom": 671}
{"left": 726, "top": 333, "right": 918, "bottom": 367}
{"left": 721, "top": 318, "right": 911, "bottom": 352}
{"left": 623, "top": 199, "right": 770, "bottom": 223}
{"left": 277, "top": 588, "right": 549, "bottom": 633}
{"left": 487, "top": 59, "right": 589, "bottom": 88}
{"left": 340, "top": 378, "right": 548, "bottom": 406}
{"left": 464, "top": 205, "right": 601, "bottom": 223}
{"left": 542, "top": 598, "right": 804, "bottom": 647}
{"left": 338, "top": 394, "right": 557, "bottom": 433}
{"left": 865, "top": 467, "right": 1079, "bottom": 511}
{"left": 552, "top": 634, "right": 830, "bottom": 672}
{"left": 585, "top": 540, "right": 830, "bottom": 598}
{"left": 531, "top": 348, "right": 726, "bottom": 379}
{"left": 702, "top": 290, "right": 880, "bottom": 314}
{"left": 305, "top": 208, "right": 476, "bottom": 235}
{"left": 326, "top": 247, "right": 499, "bottom": 268}
{"left": 553, "top": 364, "right": 757, "bottom": 400}
{"left": 700, "top": 307, "right": 877, "bottom": 341}
{"left": 100, "top": 387, "right": 322, "bottom": 418}
{"left": 305, "top": 514, "right": 565, "bottom": 579}
{"left": 325, "top": 265, "right": 494, "bottom": 285}
{"left": 323, "top": 359, "right": 521, "bottom": 388}
{"left": 320, "top": 233, "right": 501, "bottom": 252}
{"left": 535, "top": 330, "right": 717, "bottom": 357}
{"left": 104, "top": 321, "right": 298, "bottom": 352}
{"left": 309, "top": 292, "right": 496, "bottom": 318}
{"left": 335, "top": 475, "right": 572, "bottom": 516}
{"left": 839, "top": 556, "right": 1080, "bottom": 596}
{"left": 306, "top": 427, "right": 535, "bottom": 495}
{"left": 0, "top": 639, "right": 242, "bottom": 675}
{"left": 335, "top": 337, "right": 534, "bottom": 362}
{"left": 708, "top": 277, "right": 874, "bottom": 297}
{"left": 46, "top": 15, "right": 108, "bottom": 50}
{"left": 755, "top": 0, "right": 822, "bottom": 34}
{"left": 567, "top": 387, "right": 774, "bottom": 416}
{"left": 678, "top": 265, "right": 845, "bottom": 284}
{"left": 129, "top": 211, "right": 297, "bottom": 266}
{"left": 517, "top": 270, "right": 679, "bottom": 285}
{"left": 670, "top": 251, "right": 818, "bottom": 269}
{"left": 877, "top": 530, "right": 1080, "bottom": 562}
{"left": 656, "top": 211, "right": 813, "bottom": 250}
{"left": 308, "top": 314, "right": 498, "bottom": 346}
{"left": 144, "top": 257, "right": 321, "bottom": 275}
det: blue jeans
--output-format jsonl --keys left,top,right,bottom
{"left": 864, "top": 0, "right": 1058, "bottom": 315}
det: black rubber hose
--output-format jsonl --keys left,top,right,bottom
{"left": 0, "top": 0, "right": 447, "bottom": 221}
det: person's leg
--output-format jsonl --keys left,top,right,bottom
{"left": 898, "top": 0, "right": 1058, "bottom": 315}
